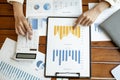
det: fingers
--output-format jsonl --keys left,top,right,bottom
{"left": 78, "top": 16, "right": 92, "bottom": 26}
{"left": 73, "top": 15, "right": 84, "bottom": 29}
{"left": 23, "top": 20, "right": 33, "bottom": 40}
{"left": 73, "top": 13, "right": 94, "bottom": 28}
{"left": 16, "top": 22, "right": 27, "bottom": 35}
{"left": 15, "top": 17, "right": 33, "bottom": 40}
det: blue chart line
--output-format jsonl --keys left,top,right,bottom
{"left": 53, "top": 50, "right": 80, "bottom": 65}
{"left": 0, "top": 61, "right": 40, "bottom": 80}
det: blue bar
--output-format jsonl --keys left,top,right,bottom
{"left": 29, "top": 75, "right": 33, "bottom": 80}
{"left": 69, "top": 50, "right": 71, "bottom": 56}
{"left": 16, "top": 69, "right": 21, "bottom": 79}
{"left": 53, "top": 50, "right": 55, "bottom": 61}
{"left": 25, "top": 73, "right": 29, "bottom": 80}
{"left": 2, "top": 63, "right": 7, "bottom": 75}
{"left": 26, "top": 74, "right": 29, "bottom": 80}
{"left": 72, "top": 50, "right": 74, "bottom": 60}
{"left": 56, "top": 50, "right": 58, "bottom": 56}
{"left": 5, "top": 64, "right": 10, "bottom": 76}
{"left": 16, "top": 68, "right": 20, "bottom": 79}
{"left": 33, "top": 76, "right": 36, "bottom": 80}
{"left": 65, "top": 50, "right": 68, "bottom": 61}
{"left": 0, "top": 62, "right": 5, "bottom": 72}
{"left": 35, "top": 77, "right": 37, "bottom": 80}
{"left": 59, "top": 50, "right": 61, "bottom": 65}
{"left": 13, "top": 68, "right": 17, "bottom": 79}
{"left": 78, "top": 50, "right": 80, "bottom": 64}
{"left": 21, "top": 71, "right": 25, "bottom": 79}
{"left": 14, "top": 68, "right": 19, "bottom": 79}
{"left": 23, "top": 71, "right": 27, "bottom": 79}
{"left": 18, "top": 70, "right": 22, "bottom": 79}
{"left": 0, "top": 61, "right": 2, "bottom": 67}
{"left": 20, "top": 70, "right": 24, "bottom": 79}
{"left": 8, "top": 65, "right": 12, "bottom": 77}
{"left": 32, "top": 19, "right": 38, "bottom": 30}
{"left": 4, "top": 64, "right": 9, "bottom": 76}
{"left": 75, "top": 50, "right": 77, "bottom": 61}
{"left": 9, "top": 66, "right": 14, "bottom": 78}
{"left": 62, "top": 50, "right": 64, "bottom": 61}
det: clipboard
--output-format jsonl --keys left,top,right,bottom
{"left": 45, "top": 17, "right": 91, "bottom": 78}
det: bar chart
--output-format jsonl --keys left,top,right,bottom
{"left": 53, "top": 0, "right": 79, "bottom": 10}
{"left": 54, "top": 25, "right": 80, "bottom": 39}
{"left": 94, "top": 23, "right": 102, "bottom": 32}
{"left": 52, "top": 49, "right": 80, "bottom": 65}
{"left": 0, "top": 61, "right": 41, "bottom": 80}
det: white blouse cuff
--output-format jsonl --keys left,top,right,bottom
{"left": 7, "top": 0, "right": 24, "bottom": 4}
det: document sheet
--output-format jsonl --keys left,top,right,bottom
{"left": 26, "top": 0, "right": 82, "bottom": 36}
{"left": 89, "top": 3, "right": 120, "bottom": 41}
{"left": 45, "top": 17, "right": 90, "bottom": 78}
{"left": 0, "top": 38, "right": 50, "bottom": 80}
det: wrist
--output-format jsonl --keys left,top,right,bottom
{"left": 11, "top": 2, "right": 24, "bottom": 17}
{"left": 93, "top": 1, "right": 110, "bottom": 13}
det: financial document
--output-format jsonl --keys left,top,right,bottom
{"left": 26, "top": 0, "right": 82, "bottom": 36}
{"left": 0, "top": 38, "right": 50, "bottom": 80}
{"left": 89, "top": 3, "right": 120, "bottom": 41}
{"left": 46, "top": 17, "right": 90, "bottom": 78}
{"left": 26, "top": 0, "right": 82, "bottom": 17}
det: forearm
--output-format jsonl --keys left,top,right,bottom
{"left": 11, "top": 2, "right": 24, "bottom": 18}
{"left": 93, "top": 1, "right": 111, "bottom": 14}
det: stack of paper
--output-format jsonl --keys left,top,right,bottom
{"left": 0, "top": 38, "right": 51, "bottom": 80}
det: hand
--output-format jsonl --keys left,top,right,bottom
{"left": 11, "top": 1, "right": 33, "bottom": 39}
{"left": 14, "top": 15, "right": 33, "bottom": 39}
{"left": 73, "top": 8, "right": 100, "bottom": 28}
{"left": 73, "top": 1, "right": 111, "bottom": 29}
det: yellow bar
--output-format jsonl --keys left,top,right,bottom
{"left": 54, "top": 25, "right": 57, "bottom": 35}
{"left": 60, "top": 26, "right": 62, "bottom": 39}
{"left": 66, "top": 26, "right": 68, "bottom": 36}
{"left": 77, "top": 26, "right": 80, "bottom": 38}
{"left": 63, "top": 26, "right": 65, "bottom": 37}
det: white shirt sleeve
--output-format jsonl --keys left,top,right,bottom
{"left": 105, "top": 0, "right": 120, "bottom": 6}
{"left": 7, "top": 0, "right": 24, "bottom": 4}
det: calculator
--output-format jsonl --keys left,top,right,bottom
{"left": 15, "top": 18, "right": 39, "bottom": 60}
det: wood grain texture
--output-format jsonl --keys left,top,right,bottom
{"left": 0, "top": 0, "right": 119, "bottom": 79}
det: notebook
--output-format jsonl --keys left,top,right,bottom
{"left": 99, "top": 9, "right": 120, "bottom": 48}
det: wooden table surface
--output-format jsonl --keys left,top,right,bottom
{"left": 0, "top": 0, "right": 120, "bottom": 80}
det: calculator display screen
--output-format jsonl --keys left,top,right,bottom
{"left": 16, "top": 53, "right": 36, "bottom": 59}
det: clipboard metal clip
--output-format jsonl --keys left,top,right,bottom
{"left": 55, "top": 72, "right": 80, "bottom": 78}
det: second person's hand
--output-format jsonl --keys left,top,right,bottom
{"left": 73, "top": 1, "right": 111, "bottom": 29}
{"left": 73, "top": 7, "right": 100, "bottom": 29}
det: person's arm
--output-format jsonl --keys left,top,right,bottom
{"left": 105, "top": 0, "right": 120, "bottom": 6}
{"left": 73, "top": 1, "right": 111, "bottom": 28}
{"left": 7, "top": 1, "right": 33, "bottom": 39}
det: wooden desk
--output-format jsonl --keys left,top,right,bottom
{"left": 0, "top": 0, "right": 120, "bottom": 80}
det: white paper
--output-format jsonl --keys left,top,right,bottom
{"left": 46, "top": 18, "right": 90, "bottom": 78}
{"left": 26, "top": 0, "right": 82, "bottom": 17}
{"left": 0, "top": 38, "right": 51, "bottom": 80}
{"left": 89, "top": 3, "right": 120, "bottom": 41}
{"left": 111, "top": 65, "right": 120, "bottom": 80}
{"left": 26, "top": 0, "right": 82, "bottom": 36}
